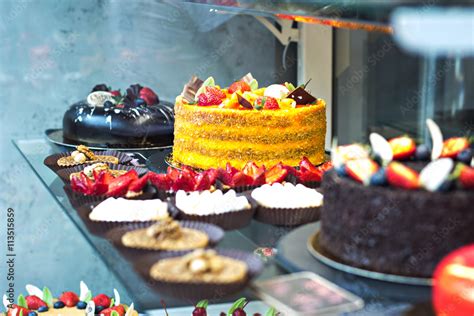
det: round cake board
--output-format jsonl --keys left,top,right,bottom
{"left": 307, "top": 225, "right": 433, "bottom": 286}
{"left": 45, "top": 128, "right": 173, "bottom": 152}
{"left": 275, "top": 222, "right": 432, "bottom": 308}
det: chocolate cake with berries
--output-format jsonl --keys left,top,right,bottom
{"left": 63, "top": 84, "right": 174, "bottom": 148}
{"left": 319, "top": 120, "right": 474, "bottom": 278}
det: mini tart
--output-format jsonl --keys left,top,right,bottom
{"left": 57, "top": 145, "right": 119, "bottom": 167}
{"left": 149, "top": 249, "right": 247, "bottom": 284}
{"left": 121, "top": 219, "right": 209, "bottom": 251}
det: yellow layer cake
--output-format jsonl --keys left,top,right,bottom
{"left": 173, "top": 94, "right": 326, "bottom": 170}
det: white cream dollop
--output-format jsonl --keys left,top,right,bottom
{"left": 175, "top": 189, "right": 250, "bottom": 215}
{"left": 251, "top": 183, "right": 323, "bottom": 208}
{"left": 89, "top": 198, "right": 169, "bottom": 222}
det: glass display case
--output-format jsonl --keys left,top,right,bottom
{"left": 3, "top": 0, "right": 474, "bottom": 315}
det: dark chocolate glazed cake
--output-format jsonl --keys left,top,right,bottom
{"left": 63, "top": 84, "right": 174, "bottom": 147}
{"left": 320, "top": 169, "right": 474, "bottom": 278}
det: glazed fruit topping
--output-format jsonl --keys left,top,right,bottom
{"left": 386, "top": 161, "right": 420, "bottom": 189}
{"left": 58, "top": 291, "right": 79, "bottom": 307}
{"left": 139, "top": 87, "right": 159, "bottom": 105}
{"left": 198, "top": 86, "right": 226, "bottom": 106}
{"left": 242, "top": 162, "right": 266, "bottom": 185}
{"left": 440, "top": 137, "right": 470, "bottom": 158}
{"left": 459, "top": 165, "right": 474, "bottom": 189}
{"left": 228, "top": 81, "right": 251, "bottom": 94}
{"left": 106, "top": 170, "right": 139, "bottom": 197}
{"left": 25, "top": 296, "right": 46, "bottom": 310}
{"left": 71, "top": 169, "right": 147, "bottom": 198}
{"left": 264, "top": 163, "right": 288, "bottom": 184}
{"left": 101, "top": 305, "right": 125, "bottom": 316}
{"left": 254, "top": 96, "right": 279, "bottom": 110}
{"left": 345, "top": 159, "right": 379, "bottom": 184}
{"left": 7, "top": 305, "right": 31, "bottom": 316}
{"left": 389, "top": 136, "right": 416, "bottom": 160}
{"left": 92, "top": 294, "right": 111, "bottom": 308}
{"left": 298, "top": 157, "right": 327, "bottom": 182}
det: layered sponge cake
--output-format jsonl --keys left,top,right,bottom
{"left": 173, "top": 74, "right": 326, "bottom": 170}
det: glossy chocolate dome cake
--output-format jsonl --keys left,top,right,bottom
{"left": 63, "top": 84, "right": 174, "bottom": 148}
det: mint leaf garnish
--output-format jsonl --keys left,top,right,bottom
{"left": 17, "top": 294, "right": 27, "bottom": 309}
{"left": 84, "top": 290, "right": 92, "bottom": 303}
{"left": 265, "top": 307, "right": 278, "bottom": 316}
{"left": 43, "top": 287, "right": 53, "bottom": 306}
{"left": 228, "top": 297, "right": 247, "bottom": 315}
{"left": 109, "top": 298, "right": 115, "bottom": 308}
{"left": 196, "top": 300, "right": 208, "bottom": 308}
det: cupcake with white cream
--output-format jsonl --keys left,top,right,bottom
{"left": 251, "top": 183, "right": 323, "bottom": 226}
{"left": 174, "top": 190, "right": 254, "bottom": 230}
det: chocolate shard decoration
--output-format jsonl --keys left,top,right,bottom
{"left": 237, "top": 94, "right": 253, "bottom": 109}
{"left": 286, "top": 86, "right": 317, "bottom": 105}
{"left": 181, "top": 75, "right": 204, "bottom": 103}
{"left": 239, "top": 72, "right": 255, "bottom": 85}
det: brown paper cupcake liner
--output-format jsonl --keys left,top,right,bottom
{"left": 75, "top": 201, "right": 174, "bottom": 236}
{"left": 63, "top": 184, "right": 157, "bottom": 209}
{"left": 132, "top": 249, "right": 263, "bottom": 300}
{"left": 253, "top": 204, "right": 321, "bottom": 226}
{"left": 171, "top": 196, "right": 256, "bottom": 231}
{"left": 44, "top": 150, "right": 133, "bottom": 172}
{"left": 105, "top": 220, "right": 225, "bottom": 255}
{"left": 57, "top": 164, "right": 149, "bottom": 183}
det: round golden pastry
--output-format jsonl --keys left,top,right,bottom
{"left": 121, "top": 219, "right": 209, "bottom": 251}
{"left": 150, "top": 249, "right": 247, "bottom": 284}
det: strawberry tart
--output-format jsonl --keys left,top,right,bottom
{"left": 173, "top": 74, "right": 326, "bottom": 170}
{"left": 2, "top": 281, "right": 137, "bottom": 316}
{"left": 319, "top": 119, "right": 474, "bottom": 278}
{"left": 63, "top": 84, "right": 174, "bottom": 148}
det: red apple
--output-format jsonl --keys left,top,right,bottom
{"left": 433, "top": 244, "right": 474, "bottom": 316}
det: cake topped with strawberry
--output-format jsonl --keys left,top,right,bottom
{"left": 173, "top": 74, "right": 326, "bottom": 169}
{"left": 2, "top": 281, "right": 137, "bottom": 316}
{"left": 319, "top": 119, "right": 474, "bottom": 278}
{"left": 63, "top": 83, "right": 174, "bottom": 148}
{"left": 331, "top": 119, "right": 473, "bottom": 191}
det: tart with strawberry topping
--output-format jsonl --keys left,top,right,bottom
{"left": 319, "top": 120, "right": 474, "bottom": 278}
{"left": 2, "top": 282, "right": 137, "bottom": 316}
{"left": 173, "top": 74, "right": 326, "bottom": 170}
{"left": 63, "top": 83, "right": 174, "bottom": 148}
